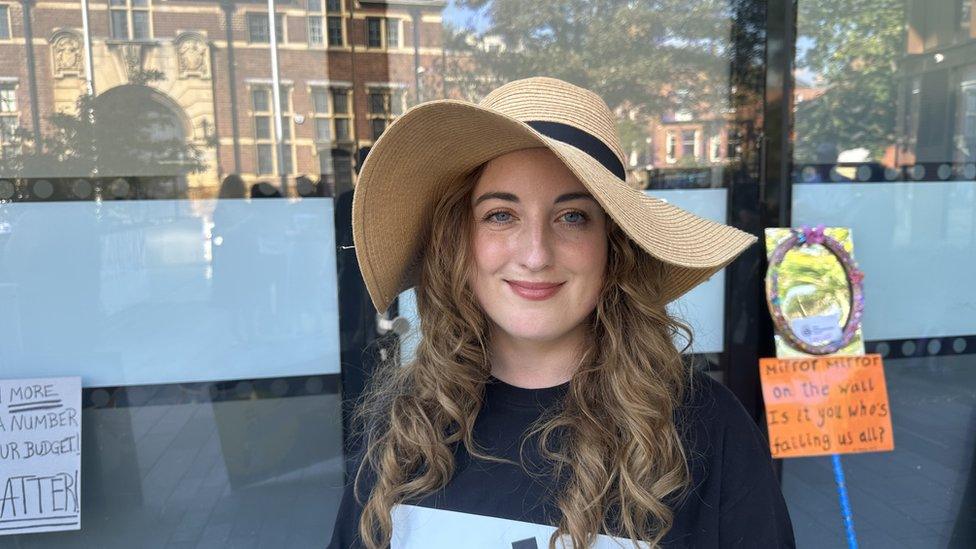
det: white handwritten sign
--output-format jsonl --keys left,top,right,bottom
{"left": 0, "top": 376, "right": 81, "bottom": 535}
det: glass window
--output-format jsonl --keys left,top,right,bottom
{"left": 332, "top": 88, "right": 348, "bottom": 113}
{"left": 390, "top": 89, "right": 403, "bottom": 115}
{"left": 368, "top": 92, "right": 386, "bottom": 114}
{"left": 254, "top": 115, "right": 271, "bottom": 139}
{"left": 308, "top": 0, "right": 321, "bottom": 11}
{"left": 109, "top": 0, "right": 151, "bottom": 40}
{"left": 0, "top": 83, "right": 16, "bottom": 112}
{"left": 681, "top": 129, "right": 696, "bottom": 158}
{"left": 132, "top": 11, "right": 150, "bottom": 40}
{"left": 326, "top": 0, "right": 341, "bottom": 12}
{"left": 248, "top": 13, "right": 284, "bottom": 43}
{"left": 371, "top": 118, "right": 385, "bottom": 140}
{"left": 327, "top": 16, "right": 343, "bottom": 46}
{"left": 786, "top": 1, "right": 976, "bottom": 546}
{"left": 315, "top": 118, "right": 331, "bottom": 141}
{"left": 252, "top": 88, "right": 269, "bottom": 111}
{"left": 386, "top": 18, "right": 399, "bottom": 48}
{"left": 308, "top": 17, "right": 323, "bottom": 45}
{"left": 0, "top": 5, "right": 10, "bottom": 40}
{"left": 282, "top": 143, "right": 293, "bottom": 173}
{"left": 312, "top": 88, "right": 329, "bottom": 113}
{"left": 110, "top": 10, "right": 129, "bottom": 39}
{"left": 280, "top": 116, "right": 291, "bottom": 140}
{"left": 334, "top": 117, "right": 350, "bottom": 141}
{"left": 256, "top": 143, "right": 274, "bottom": 174}
{"left": 366, "top": 17, "right": 382, "bottom": 47}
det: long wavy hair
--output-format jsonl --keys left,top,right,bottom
{"left": 351, "top": 161, "right": 696, "bottom": 548}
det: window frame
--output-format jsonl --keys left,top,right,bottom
{"left": 365, "top": 16, "right": 401, "bottom": 50}
{"left": 108, "top": 0, "right": 153, "bottom": 41}
{"left": 250, "top": 84, "right": 295, "bottom": 176}
{"left": 246, "top": 12, "right": 286, "bottom": 44}
{"left": 0, "top": 81, "right": 21, "bottom": 161}
{"left": 0, "top": 4, "right": 12, "bottom": 41}
{"left": 308, "top": 1, "right": 345, "bottom": 47}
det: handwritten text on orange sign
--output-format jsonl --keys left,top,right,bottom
{"left": 759, "top": 354, "right": 894, "bottom": 458}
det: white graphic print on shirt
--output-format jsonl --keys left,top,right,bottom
{"left": 391, "top": 504, "right": 650, "bottom": 549}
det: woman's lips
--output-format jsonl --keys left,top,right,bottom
{"left": 505, "top": 280, "right": 565, "bottom": 301}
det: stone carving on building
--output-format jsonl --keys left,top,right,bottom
{"left": 50, "top": 30, "right": 84, "bottom": 78}
{"left": 176, "top": 33, "right": 210, "bottom": 79}
{"left": 118, "top": 43, "right": 149, "bottom": 83}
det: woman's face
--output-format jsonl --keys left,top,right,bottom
{"left": 468, "top": 147, "right": 608, "bottom": 346}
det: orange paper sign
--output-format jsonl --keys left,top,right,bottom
{"left": 759, "top": 354, "right": 894, "bottom": 459}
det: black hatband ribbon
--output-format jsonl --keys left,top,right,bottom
{"left": 524, "top": 120, "right": 626, "bottom": 181}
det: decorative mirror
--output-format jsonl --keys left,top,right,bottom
{"left": 764, "top": 225, "right": 866, "bottom": 356}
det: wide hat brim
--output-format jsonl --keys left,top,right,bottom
{"left": 352, "top": 99, "right": 758, "bottom": 313}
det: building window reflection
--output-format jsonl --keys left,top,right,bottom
{"left": 332, "top": 88, "right": 351, "bottom": 141}
{"left": 247, "top": 12, "right": 285, "bottom": 44}
{"left": 366, "top": 16, "right": 400, "bottom": 49}
{"left": 109, "top": 0, "right": 152, "bottom": 41}
{"left": 0, "top": 81, "right": 18, "bottom": 161}
{"left": 0, "top": 4, "right": 10, "bottom": 40}
{"left": 308, "top": 0, "right": 344, "bottom": 47}
{"left": 251, "top": 85, "right": 294, "bottom": 175}
{"left": 367, "top": 86, "right": 403, "bottom": 141}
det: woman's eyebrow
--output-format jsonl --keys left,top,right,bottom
{"left": 472, "top": 191, "right": 597, "bottom": 206}
{"left": 473, "top": 191, "right": 518, "bottom": 206}
{"left": 554, "top": 192, "right": 596, "bottom": 204}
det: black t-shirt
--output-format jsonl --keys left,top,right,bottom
{"left": 328, "top": 371, "right": 795, "bottom": 548}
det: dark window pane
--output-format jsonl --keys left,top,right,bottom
{"left": 280, "top": 117, "right": 291, "bottom": 140}
{"left": 111, "top": 11, "right": 129, "bottom": 39}
{"left": 331, "top": 89, "right": 348, "bottom": 113}
{"left": 327, "top": 16, "right": 343, "bottom": 46}
{"left": 247, "top": 13, "right": 269, "bottom": 43}
{"left": 326, "top": 0, "right": 341, "bottom": 12}
{"left": 278, "top": 86, "right": 290, "bottom": 111}
{"left": 131, "top": 0, "right": 148, "bottom": 6}
{"left": 254, "top": 116, "right": 271, "bottom": 139}
{"left": 308, "top": 17, "right": 323, "bottom": 45}
{"left": 109, "top": 0, "right": 125, "bottom": 6}
{"left": 311, "top": 89, "right": 329, "bottom": 113}
{"left": 335, "top": 118, "right": 350, "bottom": 140}
{"left": 257, "top": 144, "right": 274, "bottom": 174}
{"left": 681, "top": 129, "right": 696, "bottom": 157}
{"left": 385, "top": 18, "right": 398, "bottom": 48}
{"left": 368, "top": 92, "right": 386, "bottom": 114}
{"left": 371, "top": 118, "right": 386, "bottom": 140}
{"left": 0, "top": 6, "right": 10, "bottom": 40}
{"left": 390, "top": 90, "right": 403, "bottom": 115}
{"left": 252, "top": 89, "right": 269, "bottom": 111}
{"left": 132, "top": 11, "right": 150, "bottom": 40}
{"left": 275, "top": 13, "right": 285, "bottom": 43}
{"left": 315, "top": 119, "right": 331, "bottom": 141}
{"left": 282, "top": 144, "right": 293, "bottom": 173}
{"left": 366, "top": 17, "right": 381, "bottom": 47}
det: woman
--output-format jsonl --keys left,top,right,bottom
{"left": 329, "top": 77, "right": 794, "bottom": 548}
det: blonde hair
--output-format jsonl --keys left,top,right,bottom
{"left": 351, "top": 163, "right": 694, "bottom": 548}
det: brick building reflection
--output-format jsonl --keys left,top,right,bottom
{"left": 0, "top": 0, "right": 448, "bottom": 199}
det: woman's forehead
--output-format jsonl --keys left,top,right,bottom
{"left": 473, "top": 148, "right": 588, "bottom": 197}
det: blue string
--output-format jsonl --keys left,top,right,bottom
{"left": 831, "top": 454, "right": 858, "bottom": 549}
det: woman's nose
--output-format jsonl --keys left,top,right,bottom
{"left": 515, "top": 217, "right": 554, "bottom": 271}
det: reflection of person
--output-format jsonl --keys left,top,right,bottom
{"left": 329, "top": 77, "right": 794, "bottom": 548}
{"left": 211, "top": 174, "right": 253, "bottom": 340}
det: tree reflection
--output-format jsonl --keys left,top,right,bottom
{"left": 0, "top": 70, "right": 210, "bottom": 190}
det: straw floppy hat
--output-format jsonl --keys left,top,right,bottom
{"left": 352, "top": 76, "right": 757, "bottom": 313}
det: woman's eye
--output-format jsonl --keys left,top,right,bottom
{"left": 560, "top": 211, "right": 587, "bottom": 224}
{"left": 486, "top": 211, "right": 513, "bottom": 223}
